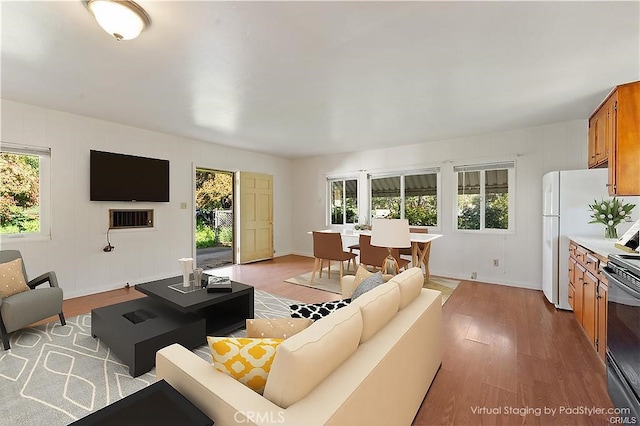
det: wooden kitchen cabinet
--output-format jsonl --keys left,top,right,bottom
{"left": 568, "top": 257, "right": 576, "bottom": 310}
{"left": 596, "top": 278, "right": 608, "bottom": 361}
{"left": 588, "top": 105, "right": 607, "bottom": 168}
{"left": 573, "top": 262, "right": 585, "bottom": 324}
{"left": 582, "top": 270, "right": 598, "bottom": 345}
{"left": 588, "top": 80, "right": 640, "bottom": 195}
{"left": 568, "top": 240, "right": 608, "bottom": 361}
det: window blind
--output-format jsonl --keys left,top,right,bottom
{"left": 0, "top": 142, "right": 51, "bottom": 156}
{"left": 453, "top": 161, "right": 514, "bottom": 173}
{"left": 368, "top": 167, "right": 440, "bottom": 179}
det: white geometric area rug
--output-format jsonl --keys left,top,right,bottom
{"left": 0, "top": 289, "right": 297, "bottom": 426}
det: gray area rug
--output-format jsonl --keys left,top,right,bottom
{"left": 0, "top": 289, "right": 297, "bottom": 425}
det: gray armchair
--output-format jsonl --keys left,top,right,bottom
{"left": 0, "top": 250, "right": 65, "bottom": 350}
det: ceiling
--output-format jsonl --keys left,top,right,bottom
{"left": 2, "top": 1, "right": 639, "bottom": 159}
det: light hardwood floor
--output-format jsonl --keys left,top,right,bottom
{"left": 48, "top": 254, "right": 613, "bottom": 425}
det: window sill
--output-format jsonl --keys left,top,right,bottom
{"left": 0, "top": 234, "right": 52, "bottom": 243}
{"left": 453, "top": 229, "right": 515, "bottom": 235}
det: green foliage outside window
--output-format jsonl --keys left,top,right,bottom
{"left": 1, "top": 153, "right": 40, "bottom": 234}
{"left": 457, "top": 193, "right": 508, "bottom": 230}
{"left": 485, "top": 193, "right": 509, "bottom": 229}
{"left": 457, "top": 195, "right": 481, "bottom": 230}
{"left": 371, "top": 197, "right": 401, "bottom": 219}
{"left": 331, "top": 205, "right": 358, "bottom": 224}
{"left": 405, "top": 195, "right": 437, "bottom": 226}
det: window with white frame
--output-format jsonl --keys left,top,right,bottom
{"left": 369, "top": 168, "right": 440, "bottom": 227}
{"left": 328, "top": 178, "right": 358, "bottom": 225}
{"left": 454, "top": 161, "right": 514, "bottom": 231}
{"left": 0, "top": 143, "right": 51, "bottom": 239}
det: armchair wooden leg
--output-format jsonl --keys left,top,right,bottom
{"left": 59, "top": 312, "right": 66, "bottom": 326}
{"left": 0, "top": 317, "right": 10, "bottom": 350}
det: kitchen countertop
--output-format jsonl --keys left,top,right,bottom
{"left": 567, "top": 235, "right": 637, "bottom": 258}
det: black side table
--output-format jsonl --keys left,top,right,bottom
{"left": 70, "top": 379, "right": 212, "bottom": 426}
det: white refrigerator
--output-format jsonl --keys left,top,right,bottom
{"left": 542, "top": 168, "right": 609, "bottom": 310}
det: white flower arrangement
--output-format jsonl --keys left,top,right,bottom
{"left": 588, "top": 197, "right": 635, "bottom": 239}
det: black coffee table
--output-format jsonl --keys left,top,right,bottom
{"left": 70, "top": 379, "right": 212, "bottom": 425}
{"left": 135, "top": 276, "right": 255, "bottom": 335}
{"left": 92, "top": 297, "right": 205, "bottom": 377}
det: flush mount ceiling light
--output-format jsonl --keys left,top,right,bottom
{"left": 85, "top": 0, "right": 150, "bottom": 41}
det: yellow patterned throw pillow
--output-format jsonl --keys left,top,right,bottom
{"left": 207, "top": 337, "right": 282, "bottom": 394}
{"left": 0, "top": 258, "right": 30, "bottom": 299}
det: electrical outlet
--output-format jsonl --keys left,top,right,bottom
{"left": 493, "top": 259, "right": 499, "bottom": 267}
{"left": 471, "top": 272, "right": 477, "bottom": 279}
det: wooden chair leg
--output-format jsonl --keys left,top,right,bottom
{"left": 319, "top": 259, "right": 324, "bottom": 278}
{"left": 310, "top": 258, "right": 321, "bottom": 286}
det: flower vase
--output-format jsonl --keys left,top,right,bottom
{"left": 604, "top": 225, "right": 618, "bottom": 240}
{"left": 178, "top": 258, "right": 194, "bottom": 287}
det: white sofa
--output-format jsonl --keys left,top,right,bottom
{"left": 156, "top": 267, "right": 442, "bottom": 426}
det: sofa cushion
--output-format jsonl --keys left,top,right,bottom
{"left": 290, "top": 300, "right": 350, "bottom": 321}
{"left": 351, "top": 270, "right": 385, "bottom": 300}
{"left": 389, "top": 267, "right": 424, "bottom": 309}
{"left": 207, "top": 337, "right": 282, "bottom": 394}
{"left": 0, "top": 258, "right": 30, "bottom": 299}
{"left": 246, "top": 318, "right": 313, "bottom": 339}
{"left": 351, "top": 280, "right": 401, "bottom": 343}
{"left": 264, "top": 302, "right": 363, "bottom": 408}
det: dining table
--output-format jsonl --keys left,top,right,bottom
{"left": 404, "top": 232, "right": 442, "bottom": 280}
{"left": 311, "top": 229, "right": 443, "bottom": 280}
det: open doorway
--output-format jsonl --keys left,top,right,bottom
{"left": 195, "top": 168, "right": 234, "bottom": 271}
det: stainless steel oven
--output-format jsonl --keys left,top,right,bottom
{"left": 603, "top": 254, "right": 640, "bottom": 421}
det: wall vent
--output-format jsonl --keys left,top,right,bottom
{"left": 109, "top": 209, "right": 154, "bottom": 229}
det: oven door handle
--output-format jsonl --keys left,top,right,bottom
{"left": 603, "top": 268, "right": 640, "bottom": 298}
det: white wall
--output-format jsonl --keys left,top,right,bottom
{"left": 0, "top": 100, "right": 293, "bottom": 298}
{"left": 291, "top": 120, "right": 590, "bottom": 290}
{"left": 1, "top": 99, "right": 615, "bottom": 294}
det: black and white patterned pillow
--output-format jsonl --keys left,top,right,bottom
{"left": 290, "top": 300, "right": 351, "bottom": 321}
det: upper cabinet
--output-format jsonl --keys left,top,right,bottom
{"left": 588, "top": 81, "right": 640, "bottom": 195}
{"left": 588, "top": 103, "right": 607, "bottom": 167}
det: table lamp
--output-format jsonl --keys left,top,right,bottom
{"left": 371, "top": 218, "right": 410, "bottom": 275}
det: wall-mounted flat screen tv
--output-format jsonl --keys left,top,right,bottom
{"left": 90, "top": 150, "right": 170, "bottom": 202}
